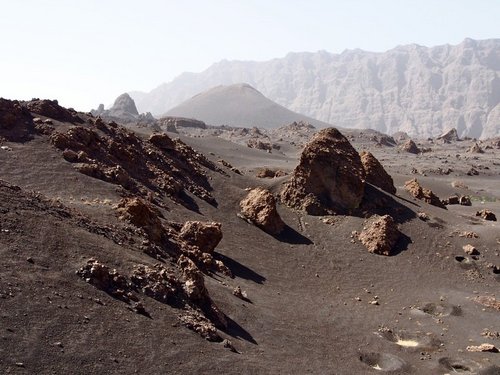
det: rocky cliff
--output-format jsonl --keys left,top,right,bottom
{"left": 131, "top": 38, "right": 500, "bottom": 139}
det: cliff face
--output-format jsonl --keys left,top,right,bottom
{"left": 131, "top": 39, "right": 500, "bottom": 139}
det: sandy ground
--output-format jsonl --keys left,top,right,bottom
{"left": 1, "top": 118, "right": 499, "bottom": 374}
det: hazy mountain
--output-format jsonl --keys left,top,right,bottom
{"left": 165, "top": 83, "right": 331, "bottom": 128}
{"left": 131, "top": 38, "right": 500, "bottom": 139}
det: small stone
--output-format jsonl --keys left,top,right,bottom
{"left": 463, "top": 244, "right": 479, "bottom": 255}
{"left": 370, "top": 300, "right": 379, "bottom": 305}
{"left": 466, "top": 343, "right": 498, "bottom": 353}
{"left": 26, "top": 257, "right": 34, "bottom": 264}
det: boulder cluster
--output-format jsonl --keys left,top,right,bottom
{"left": 404, "top": 179, "right": 446, "bottom": 209}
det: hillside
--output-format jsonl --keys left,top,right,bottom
{"left": 1, "top": 98, "right": 500, "bottom": 374}
{"left": 131, "top": 38, "right": 500, "bottom": 139}
{"left": 165, "top": 83, "right": 331, "bottom": 128}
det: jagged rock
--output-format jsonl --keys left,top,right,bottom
{"left": 247, "top": 138, "right": 272, "bottom": 152}
{"left": 130, "top": 264, "right": 179, "bottom": 304}
{"left": 359, "top": 151, "right": 396, "bottom": 194}
{"left": 239, "top": 187, "right": 285, "bottom": 235}
{"left": 0, "top": 98, "right": 35, "bottom": 142}
{"left": 463, "top": 244, "right": 479, "bottom": 255}
{"left": 358, "top": 215, "right": 400, "bottom": 256}
{"left": 232, "top": 286, "right": 247, "bottom": 300}
{"left": 179, "top": 311, "right": 221, "bottom": 342}
{"left": 256, "top": 168, "right": 287, "bottom": 178}
{"left": 280, "top": 128, "right": 365, "bottom": 215}
{"left": 417, "top": 212, "right": 430, "bottom": 221}
{"left": 110, "top": 93, "right": 139, "bottom": 117}
{"left": 467, "top": 167, "right": 479, "bottom": 176}
{"left": 476, "top": 209, "right": 497, "bottom": 221}
{"left": 404, "top": 178, "right": 446, "bottom": 208}
{"left": 442, "top": 195, "right": 460, "bottom": 205}
{"left": 149, "top": 133, "right": 176, "bottom": 150}
{"left": 475, "top": 296, "right": 500, "bottom": 310}
{"left": 466, "top": 344, "right": 499, "bottom": 353}
{"left": 25, "top": 99, "right": 82, "bottom": 123}
{"left": 76, "top": 259, "right": 131, "bottom": 301}
{"left": 437, "top": 128, "right": 460, "bottom": 143}
{"left": 116, "top": 197, "right": 166, "bottom": 243}
{"left": 467, "top": 142, "right": 484, "bottom": 154}
{"left": 159, "top": 117, "right": 207, "bottom": 130}
{"left": 179, "top": 221, "right": 222, "bottom": 254}
{"left": 400, "top": 139, "right": 421, "bottom": 154}
{"left": 459, "top": 196, "right": 472, "bottom": 206}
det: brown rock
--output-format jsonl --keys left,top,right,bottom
{"left": 467, "top": 142, "right": 484, "bottom": 154}
{"left": 76, "top": 259, "right": 130, "bottom": 301}
{"left": 255, "top": 168, "right": 287, "bottom": 178}
{"left": 404, "top": 178, "right": 446, "bottom": 208}
{"left": 400, "top": 139, "right": 421, "bottom": 154}
{"left": 179, "top": 221, "right": 222, "bottom": 254}
{"left": 443, "top": 195, "right": 460, "bottom": 205}
{"left": 359, "top": 151, "right": 396, "bottom": 194}
{"left": 463, "top": 244, "right": 479, "bottom": 255}
{"left": 25, "top": 99, "right": 81, "bottom": 123}
{"left": 475, "top": 296, "right": 500, "bottom": 310}
{"left": 149, "top": 133, "right": 176, "bottom": 151}
{"left": 116, "top": 197, "right": 165, "bottom": 243}
{"left": 240, "top": 187, "right": 285, "bottom": 235}
{"left": 459, "top": 196, "right": 472, "bottom": 206}
{"left": 247, "top": 138, "right": 272, "bottom": 152}
{"left": 280, "top": 128, "right": 365, "bottom": 215}
{"left": 476, "top": 209, "right": 497, "bottom": 221}
{"left": 358, "top": 215, "right": 400, "bottom": 256}
{"left": 179, "top": 311, "right": 221, "bottom": 342}
{"left": 466, "top": 344, "right": 498, "bottom": 353}
{"left": 0, "top": 98, "right": 35, "bottom": 142}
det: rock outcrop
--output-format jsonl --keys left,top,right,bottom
{"left": 280, "top": 128, "right": 365, "bottom": 215}
{"left": 400, "top": 139, "right": 421, "bottom": 154}
{"left": 437, "top": 128, "right": 460, "bottom": 143}
{"left": 116, "top": 197, "right": 166, "bottom": 243}
{"left": 0, "top": 98, "right": 35, "bottom": 142}
{"left": 476, "top": 209, "right": 497, "bottom": 221}
{"left": 359, "top": 215, "right": 400, "bottom": 256}
{"left": 239, "top": 187, "right": 285, "bottom": 235}
{"left": 359, "top": 151, "right": 396, "bottom": 194}
{"left": 179, "top": 221, "right": 223, "bottom": 254}
{"left": 404, "top": 178, "right": 446, "bottom": 208}
{"left": 467, "top": 142, "right": 485, "bottom": 154}
{"left": 26, "top": 99, "right": 82, "bottom": 123}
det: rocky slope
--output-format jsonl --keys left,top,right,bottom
{"left": 131, "top": 38, "right": 500, "bottom": 139}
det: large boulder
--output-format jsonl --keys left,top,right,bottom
{"left": 25, "top": 99, "right": 81, "bottom": 123}
{"left": 179, "top": 221, "right": 223, "bottom": 254}
{"left": 400, "top": 139, "right": 421, "bottom": 154}
{"left": 404, "top": 178, "right": 446, "bottom": 208}
{"left": 360, "top": 151, "right": 396, "bottom": 194}
{"left": 0, "top": 98, "right": 34, "bottom": 141}
{"left": 280, "top": 128, "right": 365, "bottom": 215}
{"left": 240, "top": 187, "right": 285, "bottom": 235}
{"left": 359, "top": 215, "right": 400, "bottom": 256}
{"left": 437, "top": 128, "right": 460, "bottom": 143}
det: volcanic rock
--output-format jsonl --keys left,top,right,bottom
{"left": 437, "top": 128, "right": 460, "bottom": 143}
{"left": 359, "top": 151, "right": 396, "bottom": 194}
{"left": 280, "top": 128, "right": 365, "bottom": 215}
{"left": 466, "top": 344, "right": 499, "bottom": 353}
{"left": 467, "top": 142, "right": 484, "bottom": 154}
{"left": 404, "top": 178, "right": 446, "bottom": 208}
{"left": 130, "top": 264, "right": 179, "bottom": 304}
{"left": 400, "top": 139, "right": 421, "bottom": 154}
{"left": 256, "top": 168, "right": 287, "bottom": 178}
{"left": 459, "top": 196, "right": 472, "bottom": 206}
{"left": 358, "top": 215, "right": 400, "bottom": 256}
{"left": 76, "top": 259, "right": 131, "bottom": 301}
{"left": 116, "top": 197, "right": 166, "bottom": 243}
{"left": 463, "top": 244, "right": 479, "bottom": 255}
{"left": 109, "top": 93, "right": 139, "bottom": 117}
{"left": 247, "top": 138, "right": 272, "bottom": 152}
{"left": 239, "top": 187, "right": 285, "bottom": 235}
{"left": 442, "top": 195, "right": 460, "bottom": 205}
{"left": 475, "top": 209, "right": 497, "bottom": 221}
{"left": 179, "top": 221, "right": 223, "bottom": 254}
{"left": 25, "top": 99, "right": 82, "bottom": 123}
{"left": 0, "top": 98, "right": 35, "bottom": 142}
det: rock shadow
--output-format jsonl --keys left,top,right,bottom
{"left": 214, "top": 253, "right": 266, "bottom": 284}
{"left": 360, "top": 184, "right": 417, "bottom": 224}
{"left": 222, "top": 315, "right": 258, "bottom": 345}
{"left": 390, "top": 231, "right": 412, "bottom": 256}
{"left": 274, "top": 224, "right": 314, "bottom": 245}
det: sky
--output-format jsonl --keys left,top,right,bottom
{"left": 1, "top": 0, "right": 499, "bottom": 111}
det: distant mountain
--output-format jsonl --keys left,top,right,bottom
{"left": 131, "top": 38, "right": 500, "bottom": 139}
{"left": 164, "top": 83, "right": 331, "bottom": 128}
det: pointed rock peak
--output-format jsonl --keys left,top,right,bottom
{"left": 437, "top": 128, "right": 460, "bottom": 142}
{"left": 111, "top": 93, "right": 139, "bottom": 116}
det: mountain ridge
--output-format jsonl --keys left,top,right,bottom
{"left": 131, "top": 38, "right": 500, "bottom": 139}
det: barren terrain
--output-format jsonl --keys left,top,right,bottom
{"left": 1, "top": 100, "right": 499, "bottom": 374}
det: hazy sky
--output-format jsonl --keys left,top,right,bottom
{"left": 1, "top": 0, "right": 498, "bottom": 110}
